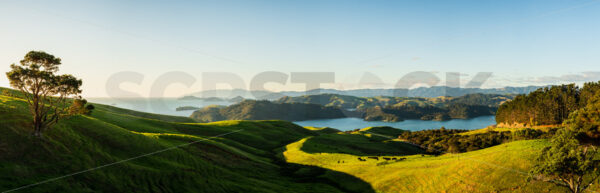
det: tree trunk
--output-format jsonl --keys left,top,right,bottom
{"left": 33, "top": 118, "right": 43, "bottom": 138}
{"left": 570, "top": 184, "right": 580, "bottom": 193}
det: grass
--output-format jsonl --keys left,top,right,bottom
{"left": 303, "top": 126, "right": 341, "bottom": 134}
{"left": 1, "top": 87, "right": 590, "bottom": 192}
{"left": 0, "top": 87, "right": 372, "bottom": 193}
{"left": 299, "top": 127, "right": 423, "bottom": 156}
{"left": 460, "top": 125, "right": 562, "bottom": 136}
{"left": 284, "top": 135, "right": 578, "bottom": 192}
{"left": 357, "top": 126, "right": 406, "bottom": 137}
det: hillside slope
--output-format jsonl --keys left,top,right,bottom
{"left": 0, "top": 90, "right": 373, "bottom": 193}
{"left": 283, "top": 130, "right": 584, "bottom": 193}
{"left": 2, "top": 87, "right": 587, "bottom": 193}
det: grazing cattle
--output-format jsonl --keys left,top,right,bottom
{"left": 383, "top": 157, "right": 391, "bottom": 161}
{"left": 367, "top": 156, "right": 379, "bottom": 160}
{"left": 391, "top": 158, "right": 397, "bottom": 160}
{"left": 399, "top": 158, "right": 407, "bottom": 161}
{"left": 357, "top": 158, "right": 366, "bottom": 161}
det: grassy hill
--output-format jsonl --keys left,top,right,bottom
{"left": 283, "top": 136, "right": 570, "bottom": 192}
{"left": 0, "top": 88, "right": 374, "bottom": 193}
{"left": 1, "top": 87, "right": 589, "bottom": 192}
{"left": 299, "top": 131, "right": 423, "bottom": 156}
{"left": 281, "top": 125, "right": 597, "bottom": 192}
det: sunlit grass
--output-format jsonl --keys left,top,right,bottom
{"left": 0, "top": 87, "right": 587, "bottom": 192}
{"left": 284, "top": 137, "right": 570, "bottom": 193}
{"left": 460, "top": 126, "right": 561, "bottom": 136}
{"left": 0, "top": 88, "right": 352, "bottom": 193}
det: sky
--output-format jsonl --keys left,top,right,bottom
{"left": 1, "top": 0, "right": 600, "bottom": 97}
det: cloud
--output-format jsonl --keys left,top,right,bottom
{"left": 477, "top": 72, "right": 600, "bottom": 89}
{"left": 530, "top": 71, "right": 600, "bottom": 84}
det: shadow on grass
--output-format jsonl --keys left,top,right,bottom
{"left": 299, "top": 133, "right": 424, "bottom": 156}
{"left": 277, "top": 161, "right": 376, "bottom": 193}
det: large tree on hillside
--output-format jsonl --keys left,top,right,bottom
{"left": 529, "top": 93, "right": 600, "bottom": 192}
{"left": 529, "top": 129, "right": 600, "bottom": 193}
{"left": 6, "top": 51, "right": 82, "bottom": 137}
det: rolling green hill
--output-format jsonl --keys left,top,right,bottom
{"left": 298, "top": 128, "right": 423, "bottom": 156}
{"left": 283, "top": 136, "right": 573, "bottom": 192}
{"left": 1, "top": 87, "right": 589, "bottom": 192}
{"left": 0, "top": 88, "right": 373, "bottom": 193}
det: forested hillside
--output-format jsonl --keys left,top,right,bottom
{"left": 496, "top": 81, "right": 600, "bottom": 126}
{"left": 190, "top": 100, "right": 350, "bottom": 122}
{"left": 277, "top": 93, "right": 509, "bottom": 122}
{"left": 190, "top": 94, "right": 507, "bottom": 123}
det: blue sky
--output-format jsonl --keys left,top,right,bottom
{"left": 1, "top": 0, "right": 600, "bottom": 97}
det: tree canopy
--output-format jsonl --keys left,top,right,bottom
{"left": 529, "top": 129, "right": 600, "bottom": 193}
{"left": 497, "top": 82, "right": 600, "bottom": 126}
{"left": 563, "top": 93, "right": 600, "bottom": 141}
{"left": 529, "top": 92, "right": 600, "bottom": 193}
{"left": 6, "top": 51, "right": 82, "bottom": 137}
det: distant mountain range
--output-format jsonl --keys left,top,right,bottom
{"left": 185, "top": 86, "right": 546, "bottom": 100}
{"left": 179, "top": 96, "right": 245, "bottom": 103}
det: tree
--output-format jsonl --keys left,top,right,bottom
{"left": 496, "top": 84, "right": 587, "bottom": 126}
{"left": 563, "top": 93, "right": 600, "bottom": 141}
{"left": 85, "top": 104, "right": 95, "bottom": 115}
{"left": 6, "top": 51, "right": 82, "bottom": 137}
{"left": 1, "top": 89, "right": 11, "bottom": 97}
{"left": 529, "top": 129, "right": 600, "bottom": 193}
{"left": 68, "top": 98, "right": 89, "bottom": 115}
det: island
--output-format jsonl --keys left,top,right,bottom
{"left": 175, "top": 106, "right": 201, "bottom": 111}
{"left": 189, "top": 93, "right": 510, "bottom": 122}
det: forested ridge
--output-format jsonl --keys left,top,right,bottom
{"left": 190, "top": 100, "right": 350, "bottom": 122}
{"left": 496, "top": 81, "right": 600, "bottom": 126}
{"left": 398, "top": 127, "right": 557, "bottom": 154}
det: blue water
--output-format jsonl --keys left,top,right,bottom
{"left": 293, "top": 116, "right": 496, "bottom": 131}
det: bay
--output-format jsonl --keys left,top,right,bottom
{"left": 293, "top": 116, "right": 496, "bottom": 131}
{"left": 87, "top": 98, "right": 496, "bottom": 131}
